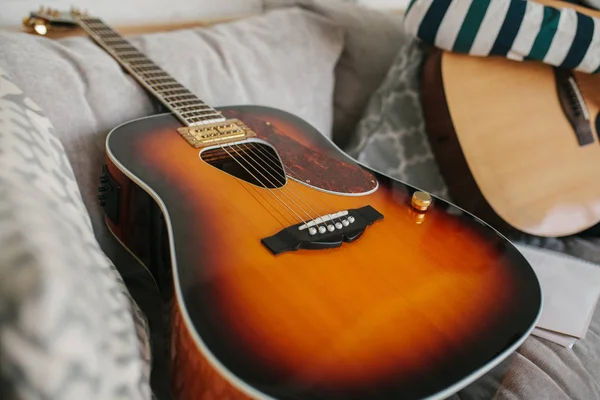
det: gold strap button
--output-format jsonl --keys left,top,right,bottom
{"left": 411, "top": 191, "right": 432, "bottom": 211}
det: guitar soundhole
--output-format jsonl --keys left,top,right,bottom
{"left": 200, "top": 141, "right": 286, "bottom": 189}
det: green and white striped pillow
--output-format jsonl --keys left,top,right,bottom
{"left": 404, "top": 0, "right": 600, "bottom": 74}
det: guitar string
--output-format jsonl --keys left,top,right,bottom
{"left": 240, "top": 143, "right": 346, "bottom": 229}
{"left": 237, "top": 143, "right": 330, "bottom": 230}
{"left": 226, "top": 144, "right": 326, "bottom": 230}
{"left": 218, "top": 145, "right": 309, "bottom": 225}
{"left": 244, "top": 142, "right": 346, "bottom": 227}
{"left": 232, "top": 170, "right": 291, "bottom": 228}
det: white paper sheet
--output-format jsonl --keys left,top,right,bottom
{"left": 531, "top": 327, "right": 577, "bottom": 349}
{"left": 514, "top": 243, "right": 600, "bottom": 347}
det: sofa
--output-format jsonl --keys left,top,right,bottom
{"left": 0, "top": 0, "right": 598, "bottom": 399}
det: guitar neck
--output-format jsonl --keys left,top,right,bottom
{"left": 77, "top": 17, "right": 225, "bottom": 126}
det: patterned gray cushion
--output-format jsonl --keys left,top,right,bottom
{"left": 0, "top": 69, "right": 152, "bottom": 400}
{"left": 347, "top": 40, "right": 450, "bottom": 199}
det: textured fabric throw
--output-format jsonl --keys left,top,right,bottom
{"left": 0, "top": 69, "right": 152, "bottom": 400}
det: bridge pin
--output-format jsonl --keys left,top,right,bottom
{"left": 318, "top": 226, "right": 327, "bottom": 234}
{"left": 342, "top": 219, "right": 349, "bottom": 226}
{"left": 335, "top": 222, "right": 343, "bottom": 229}
{"left": 348, "top": 216, "right": 355, "bottom": 223}
{"left": 327, "top": 225, "right": 335, "bottom": 232}
{"left": 308, "top": 227, "right": 317, "bottom": 235}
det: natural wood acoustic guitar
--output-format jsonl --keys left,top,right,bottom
{"left": 27, "top": 8, "right": 541, "bottom": 400}
{"left": 421, "top": 0, "right": 600, "bottom": 238}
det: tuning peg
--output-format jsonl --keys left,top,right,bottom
{"left": 25, "top": 17, "right": 48, "bottom": 35}
{"left": 38, "top": 5, "right": 45, "bottom": 13}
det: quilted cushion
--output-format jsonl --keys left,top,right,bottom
{"left": 0, "top": 69, "right": 151, "bottom": 399}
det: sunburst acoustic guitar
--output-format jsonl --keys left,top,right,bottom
{"left": 421, "top": 0, "right": 600, "bottom": 238}
{"left": 26, "top": 8, "right": 541, "bottom": 400}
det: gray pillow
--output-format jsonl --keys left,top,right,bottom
{"left": 346, "top": 40, "right": 450, "bottom": 199}
{"left": 0, "top": 68, "right": 151, "bottom": 400}
{"left": 265, "top": 0, "right": 410, "bottom": 148}
{"left": 0, "top": 8, "right": 343, "bottom": 260}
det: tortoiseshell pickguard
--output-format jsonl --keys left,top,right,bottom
{"left": 221, "top": 107, "right": 377, "bottom": 195}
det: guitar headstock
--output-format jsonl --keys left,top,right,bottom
{"left": 23, "top": 6, "right": 88, "bottom": 35}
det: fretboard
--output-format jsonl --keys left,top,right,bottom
{"left": 77, "top": 17, "right": 225, "bottom": 126}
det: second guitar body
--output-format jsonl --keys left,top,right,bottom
{"left": 420, "top": 0, "right": 600, "bottom": 238}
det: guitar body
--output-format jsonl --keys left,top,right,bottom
{"left": 422, "top": 49, "right": 600, "bottom": 237}
{"left": 103, "top": 105, "right": 541, "bottom": 400}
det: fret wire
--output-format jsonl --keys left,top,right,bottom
{"left": 179, "top": 107, "right": 216, "bottom": 114}
{"left": 139, "top": 76, "right": 178, "bottom": 85}
{"left": 138, "top": 72, "right": 168, "bottom": 80}
{"left": 134, "top": 65, "right": 163, "bottom": 72}
{"left": 180, "top": 109, "right": 220, "bottom": 116}
{"left": 170, "top": 99, "right": 205, "bottom": 106}
{"left": 146, "top": 79, "right": 176, "bottom": 87}
{"left": 153, "top": 84, "right": 183, "bottom": 89}
{"left": 120, "top": 52, "right": 147, "bottom": 60}
{"left": 177, "top": 104, "right": 213, "bottom": 111}
{"left": 181, "top": 110, "right": 214, "bottom": 115}
{"left": 103, "top": 38, "right": 128, "bottom": 45}
{"left": 181, "top": 113, "right": 222, "bottom": 118}
{"left": 164, "top": 94, "right": 197, "bottom": 99}
{"left": 177, "top": 106, "right": 214, "bottom": 111}
{"left": 161, "top": 93, "right": 191, "bottom": 98}
{"left": 89, "top": 26, "right": 116, "bottom": 34}
{"left": 141, "top": 74, "right": 170, "bottom": 81}
{"left": 128, "top": 61, "right": 155, "bottom": 67}
{"left": 112, "top": 44, "right": 136, "bottom": 50}
{"left": 115, "top": 50, "right": 141, "bottom": 57}
{"left": 123, "top": 57, "right": 150, "bottom": 63}
{"left": 129, "top": 65, "right": 161, "bottom": 73}
{"left": 138, "top": 71, "right": 167, "bottom": 77}
{"left": 115, "top": 49, "right": 140, "bottom": 56}
{"left": 179, "top": 108, "right": 220, "bottom": 114}
{"left": 134, "top": 71, "right": 170, "bottom": 78}
{"left": 167, "top": 97, "right": 200, "bottom": 103}
{"left": 129, "top": 65, "right": 170, "bottom": 77}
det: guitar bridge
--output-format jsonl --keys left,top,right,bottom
{"left": 261, "top": 206, "right": 384, "bottom": 255}
{"left": 177, "top": 119, "right": 256, "bottom": 148}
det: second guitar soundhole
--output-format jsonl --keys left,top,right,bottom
{"left": 200, "top": 141, "right": 286, "bottom": 189}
